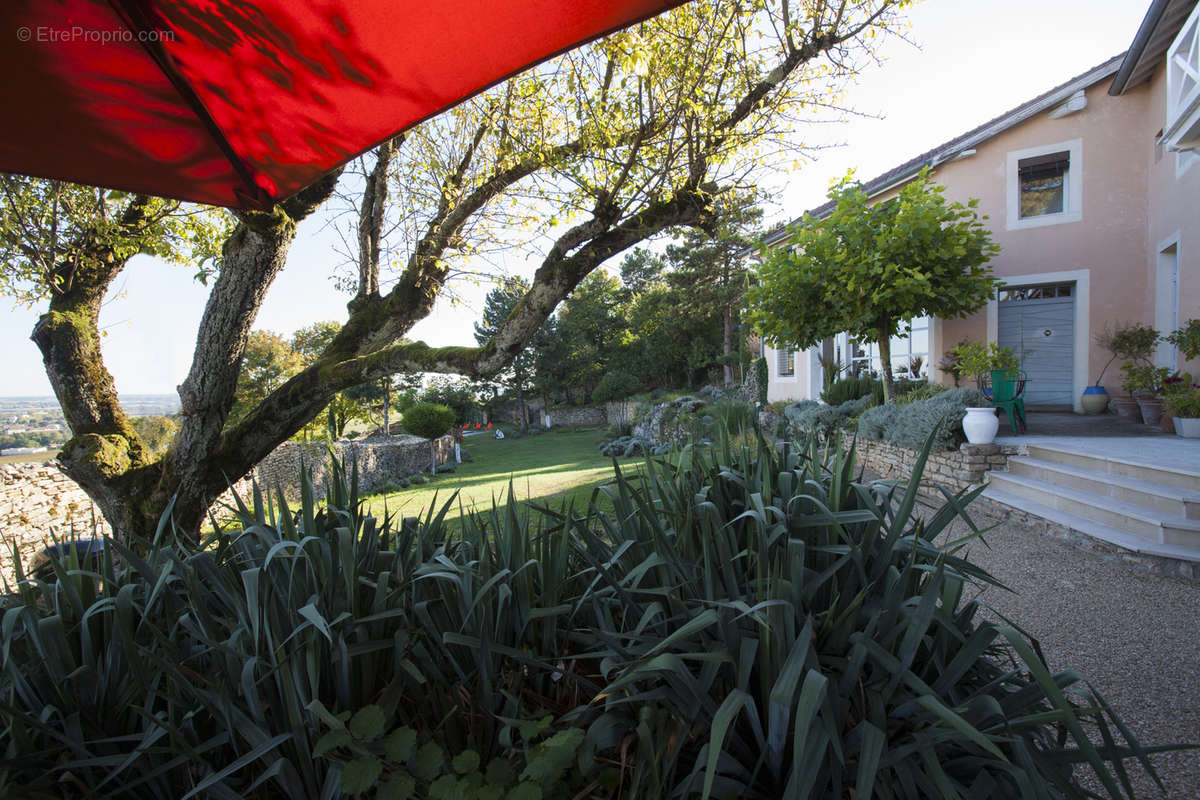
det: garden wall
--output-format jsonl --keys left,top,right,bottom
{"left": 849, "top": 439, "right": 1018, "bottom": 492}
{"left": 497, "top": 401, "right": 610, "bottom": 428}
{"left": 0, "top": 435, "right": 455, "bottom": 585}
{"left": 0, "top": 461, "right": 112, "bottom": 585}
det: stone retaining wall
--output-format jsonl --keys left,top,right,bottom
{"left": 1, "top": 462, "right": 111, "bottom": 585}
{"left": 850, "top": 439, "right": 1018, "bottom": 492}
{"left": 493, "top": 401, "right": 609, "bottom": 428}
{"left": 220, "top": 434, "right": 456, "bottom": 506}
{"left": 1, "top": 435, "right": 455, "bottom": 585}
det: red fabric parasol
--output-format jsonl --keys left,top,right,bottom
{"left": 0, "top": 0, "right": 682, "bottom": 210}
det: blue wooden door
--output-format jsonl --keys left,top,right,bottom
{"left": 998, "top": 284, "right": 1075, "bottom": 407}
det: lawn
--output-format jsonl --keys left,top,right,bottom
{"left": 362, "top": 427, "right": 647, "bottom": 523}
{"left": 0, "top": 452, "right": 54, "bottom": 465}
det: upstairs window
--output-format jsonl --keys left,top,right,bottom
{"left": 1006, "top": 139, "right": 1082, "bottom": 230}
{"left": 1018, "top": 151, "right": 1068, "bottom": 218}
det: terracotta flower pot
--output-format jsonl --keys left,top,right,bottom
{"left": 1113, "top": 396, "right": 1141, "bottom": 422}
{"left": 1136, "top": 396, "right": 1164, "bottom": 426}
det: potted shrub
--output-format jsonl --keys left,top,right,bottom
{"left": 1102, "top": 323, "right": 1158, "bottom": 421}
{"left": 1120, "top": 363, "right": 1170, "bottom": 425}
{"left": 1165, "top": 385, "right": 1200, "bottom": 438}
{"left": 956, "top": 341, "right": 1019, "bottom": 393}
{"left": 1087, "top": 325, "right": 1125, "bottom": 414}
{"left": 954, "top": 342, "right": 1017, "bottom": 444}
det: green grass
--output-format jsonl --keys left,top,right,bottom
{"left": 0, "top": 452, "right": 55, "bottom": 465}
{"left": 362, "top": 428, "right": 648, "bottom": 523}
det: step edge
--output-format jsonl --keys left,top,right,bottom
{"left": 1023, "top": 444, "right": 1200, "bottom": 482}
{"left": 1005, "top": 456, "right": 1200, "bottom": 502}
{"left": 980, "top": 488, "right": 1200, "bottom": 563}
{"left": 985, "top": 472, "right": 1200, "bottom": 531}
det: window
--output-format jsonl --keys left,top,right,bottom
{"left": 998, "top": 283, "right": 1073, "bottom": 302}
{"left": 844, "top": 316, "right": 930, "bottom": 379}
{"left": 1006, "top": 139, "right": 1082, "bottom": 230}
{"left": 776, "top": 347, "right": 795, "bottom": 377}
{"left": 1017, "top": 152, "right": 1068, "bottom": 218}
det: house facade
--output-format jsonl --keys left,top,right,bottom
{"left": 763, "top": 0, "right": 1200, "bottom": 411}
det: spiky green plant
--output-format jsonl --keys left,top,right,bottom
{"left": 0, "top": 432, "right": 1180, "bottom": 798}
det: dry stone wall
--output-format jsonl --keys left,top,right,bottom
{"left": 850, "top": 439, "right": 1017, "bottom": 492}
{"left": 1, "top": 462, "right": 111, "bottom": 585}
{"left": 496, "top": 401, "right": 609, "bottom": 428}
{"left": 1, "top": 435, "right": 455, "bottom": 585}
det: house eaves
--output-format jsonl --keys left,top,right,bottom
{"left": 1110, "top": 0, "right": 1196, "bottom": 95}
{"left": 761, "top": 53, "right": 1126, "bottom": 247}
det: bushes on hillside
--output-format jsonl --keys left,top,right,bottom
{"left": 785, "top": 395, "right": 874, "bottom": 439}
{"left": 0, "top": 436, "right": 1167, "bottom": 797}
{"left": 591, "top": 369, "right": 641, "bottom": 405}
{"left": 859, "top": 386, "right": 987, "bottom": 450}
{"left": 402, "top": 402, "right": 456, "bottom": 439}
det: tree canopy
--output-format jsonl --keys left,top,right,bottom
{"left": 2, "top": 0, "right": 912, "bottom": 538}
{"left": 746, "top": 169, "right": 1000, "bottom": 402}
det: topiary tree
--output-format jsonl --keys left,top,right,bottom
{"left": 592, "top": 370, "right": 642, "bottom": 429}
{"left": 402, "top": 403, "right": 456, "bottom": 440}
{"left": 747, "top": 168, "right": 1000, "bottom": 404}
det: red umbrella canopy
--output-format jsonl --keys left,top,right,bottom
{"left": 1, "top": 0, "right": 683, "bottom": 210}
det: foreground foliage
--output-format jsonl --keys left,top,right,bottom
{"left": 0, "top": 431, "right": 1173, "bottom": 798}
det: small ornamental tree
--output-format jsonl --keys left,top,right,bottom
{"left": 592, "top": 369, "right": 642, "bottom": 428}
{"left": 747, "top": 169, "right": 1000, "bottom": 403}
{"left": 402, "top": 403, "right": 456, "bottom": 440}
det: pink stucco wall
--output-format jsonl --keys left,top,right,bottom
{"left": 765, "top": 54, "right": 1198, "bottom": 408}
{"left": 929, "top": 65, "right": 1198, "bottom": 408}
{"left": 932, "top": 78, "right": 1157, "bottom": 407}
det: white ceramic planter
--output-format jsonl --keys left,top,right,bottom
{"left": 963, "top": 407, "right": 999, "bottom": 445}
{"left": 1176, "top": 417, "right": 1200, "bottom": 439}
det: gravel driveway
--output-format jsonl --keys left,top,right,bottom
{"left": 945, "top": 505, "right": 1200, "bottom": 799}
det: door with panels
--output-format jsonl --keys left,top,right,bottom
{"left": 997, "top": 283, "right": 1076, "bottom": 408}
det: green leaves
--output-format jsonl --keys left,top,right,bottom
{"left": 349, "top": 706, "right": 388, "bottom": 742}
{"left": 747, "top": 168, "right": 1001, "bottom": 400}
{"left": 1, "top": 435, "right": 1173, "bottom": 799}
{"left": 342, "top": 757, "right": 384, "bottom": 795}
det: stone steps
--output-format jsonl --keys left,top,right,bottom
{"left": 983, "top": 442, "right": 1200, "bottom": 559}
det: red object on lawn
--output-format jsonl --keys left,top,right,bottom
{"left": 1, "top": 0, "right": 684, "bottom": 210}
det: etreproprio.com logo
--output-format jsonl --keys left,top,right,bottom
{"left": 16, "top": 26, "right": 176, "bottom": 44}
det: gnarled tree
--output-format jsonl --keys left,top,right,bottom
{"left": 4, "top": 0, "right": 910, "bottom": 539}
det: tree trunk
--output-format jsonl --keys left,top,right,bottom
{"left": 877, "top": 330, "right": 896, "bottom": 404}
{"left": 722, "top": 308, "right": 734, "bottom": 387}
{"left": 382, "top": 377, "right": 391, "bottom": 436}
{"left": 32, "top": 254, "right": 158, "bottom": 537}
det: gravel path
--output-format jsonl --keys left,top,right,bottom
{"left": 944, "top": 506, "right": 1200, "bottom": 799}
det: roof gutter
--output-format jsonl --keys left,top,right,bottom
{"left": 1110, "top": 0, "right": 1171, "bottom": 95}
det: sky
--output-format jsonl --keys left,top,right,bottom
{"left": 0, "top": 0, "right": 1152, "bottom": 397}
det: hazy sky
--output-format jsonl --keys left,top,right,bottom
{"left": 1, "top": 0, "right": 1152, "bottom": 397}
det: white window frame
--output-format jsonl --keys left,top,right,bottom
{"left": 774, "top": 345, "right": 797, "bottom": 380}
{"left": 838, "top": 316, "right": 931, "bottom": 380}
{"left": 1006, "top": 139, "right": 1083, "bottom": 230}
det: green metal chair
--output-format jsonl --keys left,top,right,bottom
{"left": 989, "top": 369, "right": 1027, "bottom": 434}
